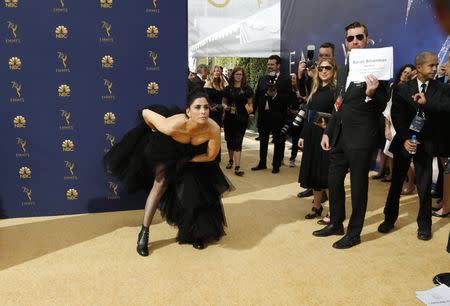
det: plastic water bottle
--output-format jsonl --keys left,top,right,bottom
{"left": 409, "top": 135, "right": 417, "bottom": 155}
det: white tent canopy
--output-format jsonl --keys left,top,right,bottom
{"left": 188, "top": 0, "right": 280, "bottom": 66}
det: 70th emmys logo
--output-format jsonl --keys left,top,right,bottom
{"left": 100, "top": 21, "right": 114, "bottom": 43}
{"left": 60, "top": 110, "right": 74, "bottom": 130}
{"left": 9, "top": 57, "right": 22, "bottom": 70}
{"left": 146, "top": 51, "right": 160, "bottom": 71}
{"left": 19, "top": 166, "right": 31, "bottom": 179}
{"left": 102, "top": 79, "right": 115, "bottom": 101}
{"left": 66, "top": 188, "right": 78, "bottom": 200}
{"left": 53, "top": 0, "right": 68, "bottom": 13}
{"left": 6, "top": 21, "right": 20, "bottom": 44}
{"left": 16, "top": 137, "right": 30, "bottom": 158}
{"left": 55, "top": 25, "right": 68, "bottom": 39}
{"left": 62, "top": 139, "right": 75, "bottom": 152}
{"left": 107, "top": 181, "right": 120, "bottom": 199}
{"left": 56, "top": 52, "right": 70, "bottom": 72}
{"left": 100, "top": 0, "right": 112, "bottom": 8}
{"left": 21, "top": 187, "right": 35, "bottom": 206}
{"left": 146, "top": 0, "right": 159, "bottom": 13}
{"left": 105, "top": 133, "right": 115, "bottom": 153}
{"left": 5, "top": 0, "right": 18, "bottom": 8}
{"left": 64, "top": 161, "right": 78, "bottom": 180}
{"left": 13, "top": 115, "right": 26, "bottom": 128}
{"left": 10, "top": 81, "right": 25, "bottom": 103}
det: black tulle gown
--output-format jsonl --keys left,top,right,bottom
{"left": 103, "top": 105, "right": 230, "bottom": 243}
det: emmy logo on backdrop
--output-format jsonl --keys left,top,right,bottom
{"left": 53, "top": 0, "right": 68, "bottom": 12}
{"left": 147, "top": 26, "right": 158, "bottom": 38}
{"left": 57, "top": 52, "right": 70, "bottom": 72}
{"left": 10, "top": 81, "right": 24, "bottom": 103}
{"left": 146, "top": 0, "right": 160, "bottom": 13}
{"left": 107, "top": 181, "right": 120, "bottom": 200}
{"left": 64, "top": 161, "right": 77, "bottom": 180}
{"left": 60, "top": 110, "right": 73, "bottom": 130}
{"left": 16, "top": 137, "right": 30, "bottom": 158}
{"left": 146, "top": 51, "right": 160, "bottom": 71}
{"left": 21, "top": 187, "right": 35, "bottom": 206}
{"left": 100, "top": 0, "right": 112, "bottom": 9}
{"left": 105, "top": 133, "right": 115, "bottom": 153}
{"left": 102, "top": 79, "right": 115, "bottom": 101}
{"left": 6, "top": 21, "right": 20, "bottom": 43}
{"left": 100, "top": 21, "right": 114, "bottom": 42}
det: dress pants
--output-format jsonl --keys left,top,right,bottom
{"left": 383, "top": 147, "right": 433, "bottom": 232}
{"left": 329, "top": 136, "right": 373, "bottom": 238}
{"left": 258, "top": 112, "right": 285, "bottom": 169}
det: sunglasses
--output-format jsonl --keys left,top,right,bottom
{"left": 318, "top": 66, "right": 333, "bottom": 72}
{"left": 346, "top": 34, "right": 365, "bottom": 42}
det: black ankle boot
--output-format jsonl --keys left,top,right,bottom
{"left": 192, "top": 239, "right": 205, "bottom": 250}
{"left": 137, "top": 225, "right": 149, "bottom": 256}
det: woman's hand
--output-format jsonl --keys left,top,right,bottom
{"left": 298, "top": 138, "right": 304, "bottom": 150}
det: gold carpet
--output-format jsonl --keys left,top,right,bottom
{"left": 0, "top": 134, "right": 449, "bottom": 305}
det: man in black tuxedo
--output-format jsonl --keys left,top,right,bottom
{"left": 312, "top": 21, "right": 389, "bottom": 248}
{"left": 377, "top": 52, "right": 444, "bottom": 241}
{"left": 190, "top": 64, "right": 208, "bottom": 91}
{"left": 251, "top": 55, "right": 292, "bottom": 173}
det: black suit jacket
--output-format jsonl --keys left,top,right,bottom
{"left": 253, "top": 73, "right": 293, "bottom": 127}
{"left": 190, "top": 75, "right": 205, "bottom": 91}
{"left": 325, "top": 67, "right": 389, "bottom": 150}
{"left": 390, "top": 79, "right": 446, "bottom": 155}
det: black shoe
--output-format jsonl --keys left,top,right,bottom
{"left": 136, "top": 225, "right": 150, "bottom": 256}
{"left": 251, "top": 164, "right": 267, "bottom": 171}
{"left": 431, "top": 189, "right": 442, "bottom": 199}
{"left": 433, "top": 273, "right": 450, "bottom": 286}
{"left": 417, "top": 230, "right": 432, "bottom": 241}
{"left": 297, "top": 188, "right": 313, "bottom": 198}
{"left": 313, "top": 223, "right": 344, "bottom": 237}
{"left": 377, "top": 221, "right": 394, "bottom": 234}
{"left": 332, "top": 235, "right": 361, "bottom": 249}
{"left": 272, "top": 167, "right": 280, "bottom": 174}
{"left": 193, "top": 239, "right": 205, "bottom": 250}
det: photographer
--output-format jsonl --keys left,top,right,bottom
{"left": 251, "top": 55, "right": 292, "bottom": 174}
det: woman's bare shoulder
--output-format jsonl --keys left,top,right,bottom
{"left": 208, "top": 118, "right": 220, "bottom": 134}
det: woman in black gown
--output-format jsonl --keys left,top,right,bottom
{"left": 298, "top": 57, "right": 337, "bottom": 219}
{"left": 103, "top": 91, "right": 231, "bottom": 256}
{"left": 223, "top": 67, "right": 253, "bottom": 176}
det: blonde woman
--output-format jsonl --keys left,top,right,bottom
{"left": 298, "top": 57, "right": 338, "bottom": 219}
{"left": 204, "top": 65, "right": 228, "bottom": 127}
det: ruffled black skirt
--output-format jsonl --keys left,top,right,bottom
{"left": 103, "top": 105, "right": 231, "bottom": 243}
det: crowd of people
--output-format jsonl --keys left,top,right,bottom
{"left": 103, "top": 18, "right": 449, "bottom": 256}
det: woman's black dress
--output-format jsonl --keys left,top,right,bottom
{"left": 223, "top": 85, "right": 253, "bottom": 151}
{"left": 204, "top": 87, "right": 224, "bottom": 127}
{"left": 103, "top": 105, "right": 230, "bottom": 243}
{"left": 298, "top": 84, "right": 335, "bottom": 190}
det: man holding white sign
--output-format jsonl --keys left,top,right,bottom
{"left": 313, "top": 21, "right": 390, "bottom": 249}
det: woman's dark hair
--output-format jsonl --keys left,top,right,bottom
{"left": 393, "top": 64, "right": 415, "bottom": 87}
{"left": 229, "top": 67, "right": 247, "bottom": 87}
{"left": 187, "top": 89, "right": 209, "bottom": 108}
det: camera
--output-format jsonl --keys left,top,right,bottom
{"left": 292, "top": 103, "right": 308, "bottom": 127}
{"left": 266, "top": 71, "right": 277, "bottom": 92}
{"left": 305, "top": 45, "right": 316, "bottom": 69}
